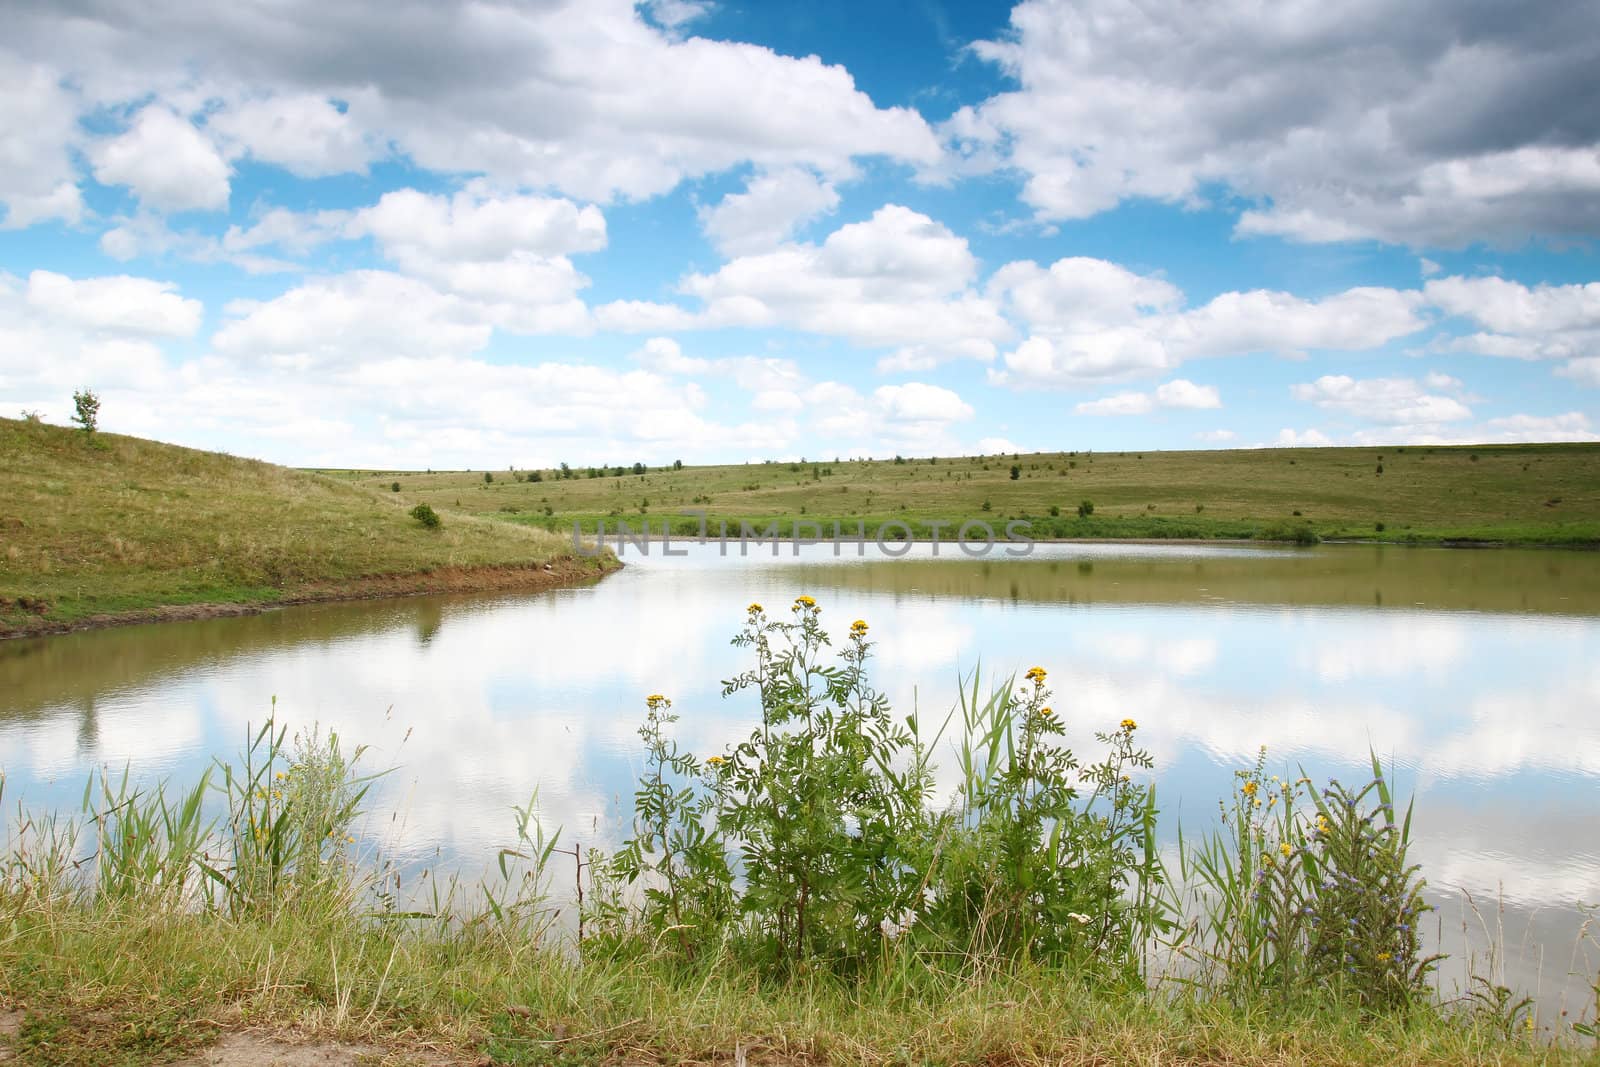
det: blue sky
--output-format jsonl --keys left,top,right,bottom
{"left": 2, "top": 0, "right": 1598, "bottom": 467}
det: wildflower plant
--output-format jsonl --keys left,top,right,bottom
{"left": 931, "top": 666, "right": 1165, "bottom": 976}
{"left": 715, "top": 597, "right": 935, "bottom": 972}
{"left": 608, "top": 693, "right": 734, "bottom": 962}
{"left": 1183, "top": 749, "right": 1438, "bottom": 1009}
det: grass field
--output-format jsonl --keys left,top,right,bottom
{"left": 0, "top": 417, "right": 610, "bottom": 635}
{"left": 323, "top": 441, "right": 1600, "bottom": 548}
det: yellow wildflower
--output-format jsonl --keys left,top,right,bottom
{"left": 747, "top": 602, "right": 763, "bottom": 615}
{"left": 1024, "top": 666, "right": 1048, "bottom": 684}
{"left": 1316, "top": 813, "right": 1331, "bottom": 835}
{"left": 346, "top": 835, "right": 355, "bottom": 844}
{"left": 850, "top": 619, "right": 869, "bottom": 636}
{"left": 705, "top": 755, "right": 727, "bottom": 767}
{"left": 1242, "top": 781, "right": 1259, "bottom": 798}
{"left": 1120, "top": 717, "right": 1137, "bottom": 731}
{"left": 1037, "top": 706, "right": 1054, "bottom": 718}
{"left": 1376, "top": 952, "right": 1393, "bottom": 962}
{"left": 646, "top": 693, "right": 669, "bottom": 710}
{"left": 794, "top": 595, "right": 816, "bottom": 608}
{"left": 275, "top": 771, "right": 287, "bottom": 780}
{"left": 1263, "top": 855, "right": 1275, "bottom": 868}
{"left": 1279, "top": 842, "right": 1292, "bottom": 858}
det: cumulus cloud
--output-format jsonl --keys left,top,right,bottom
{"left": 598, "top": 205, "right": 1010, "bottom": 358}
{"left": 698, "top": 167, "right": 840, "bottom": 256}
{"left": 991, "top": 257, "right": 1428, "bottom": 388}
{"left": 1291, "top": 374, "right": 1473, "bottom": 425}
{"left": 1274, "top": 428, "right": 1334, "bottom": 447}
{"left": 1425, "top": 276, "right": 1600, "bottom": 385}
{"left": 947, "top": 0, "right": 1600, "bottom": 247}
{"left": 0, "top": 57, "right": 83, "bottom": 228}
{"left": 630, "top": 336, "right": 710, "bottom": 375}
{"left": 89, "top": 106, "right": 232, "bottom": 213}
{"left": 5, "top": 0, "right": 938, "bottom": 216}
{"left": 1073, "top": 379, "right": 1220, "bottom": 416}
{"left": 23, "top": 270, "right": 203, "bottom": 338}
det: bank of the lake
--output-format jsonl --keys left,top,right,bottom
{"left": 0, "top": 417, "right": 619, "bottom": 639}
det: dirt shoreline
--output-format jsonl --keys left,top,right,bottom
{"left": 0, "top": 555, "right": 622, "bottom": 642}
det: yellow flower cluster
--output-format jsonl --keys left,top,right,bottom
{"left": 794, "top": 594, "right": 816, "bottom": 608}
{"left": 706, "top": 755, "right": 727, "bottom": 767}
{"left": 850, "top": 619, "right": 869, "bottom": 636}
{"left": 646, "top": 693, "right": 669, "bottom": 710}
{"left": 1037, "top": 706, "right": 1055, "bottom": 719}
{"left": 747, "top": 602, "right": 763, "bottom": 615}
{"left": 1242, "top": 780, "right": 1259, "bottom": 798}
{"left": 1024, "top": 666, "right": 1048, "bottom": 684}
{"left": 1120, "top": 717, "right": 1137, "bottom": 731}
{"left": 1316, "top": 813, "right": 1331, "bottom": 835}
{"left": 1279, "top": 842, "right": 1292, "bottom": 858}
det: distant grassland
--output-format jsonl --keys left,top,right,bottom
{"left": 324, "top": 442, "right": 1600, "bottom": 548}
{"left": 0, "top": 418, "right": 607, "bottom": 635}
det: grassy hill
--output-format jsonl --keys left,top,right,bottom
{"left": 323, "top": 441, "right": 1600, "bottom": 548}
{"left": 0, "top": 418, "right": 609, "bottom": 636}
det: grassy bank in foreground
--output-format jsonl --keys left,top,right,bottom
{"left": 323, "top": 441, "right": 1600, "bottom": 547}
{"left": 0, "top": 417, "right": 614, "bottom": 637}
{"left": 3, "top": 606, "right": 1596, "bottom": 1064}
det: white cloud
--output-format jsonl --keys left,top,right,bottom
{"left": 1291, "top": 374, "right": 1472, "bottom": 425}
{"left": 90, "top": 106, "right": 231, "bottom": 213}
{"left": 208, "top": 92, "right": 379, "bottom": 177}
{"left": 873, "top": 382, "right": 974, "bottom": 423}
{"left": 24, "top": 270, "right": 203, "bottom": 338}
{"left": 698, "top": 167, "right": 840, "bottom": 256}
{"left": 212, "top": 271, "right": 493, "bottom": 368}
{"left": 0, "top": 58, "right": 83, "bottom": 228}
{"left": 1479, "top": 412, "right": 1598, "bottom": 442}
{"left": 1074, "top": 378, "right": 1221, "bottom": 416}
{"left": 598, "top": 205, "right": 1010, "bottom": 357}
{"left": 977, "top": 436, "right": 1020, "bottom": 454}
{"left": 8, "top": 0, "right": 938, "bottom": 215}
{"left": 630, "top": 336, "right": 709, "bottom": 375}
{"left": 1556, "top": 358, "right": 1600, "bottom": 387}
{"left": 1155, "top": 379, "right": 1222, "bottom": 409}
{"left": 353, "top": 185, "right": 607, "bottom": 266}
{"left": 1425, "top": 275, "right": 1600, "bottom": 383}
{"left": 946, "top": 0, "right": 1600, "bottom": 247}
{"left": 1194, "top": 429, "right": 1236, "bottom": 442}
{"left": 1075, "top": 391, "right": 1152, "bottom": 416}
{"left": 992, "top": 257, "right": 1427, "bottom": 388}
{"left": 1274, "top": 428, "right": 1333, "bottom": 447}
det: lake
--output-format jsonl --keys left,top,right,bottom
{"left": 3, "top": 540, "right": 1598, "bottom": 1011}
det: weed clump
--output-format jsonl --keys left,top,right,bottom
{"left": 409, "top": 503, "right": 442, "bottom": 528}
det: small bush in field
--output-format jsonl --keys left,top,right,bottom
{"left": 409, "top": 503, "right": 441, "bottom": 528}
{"left": 391, "top": 481, "right": 401, "bottom": 493}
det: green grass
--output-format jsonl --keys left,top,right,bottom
{"left": 324, "top": 443, "right": 1600, "bottom": 548}
{"left": 0, "top": 417, "right": 610, "bottom": 632}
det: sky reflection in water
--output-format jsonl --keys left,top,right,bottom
{"left": 2, "top": 541, "right": 1598, "bottom": 1008}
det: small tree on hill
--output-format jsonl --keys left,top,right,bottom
{"left": 72, "top": 389, "right": 100, "bottom": 438}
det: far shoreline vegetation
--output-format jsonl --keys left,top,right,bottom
{"left": 4, "top": 410, "right": 1599, "bottom": 638}
{"left": 319, "top": 439, "right": 1600, "bottom": 549}
{"left": 1, "top": 605, "right": 1595, "bottom": 1064}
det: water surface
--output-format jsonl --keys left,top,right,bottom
{"left": 3, "top": 541, "right": 1598, "bottom": 1010}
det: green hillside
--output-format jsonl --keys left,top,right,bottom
{"left": 0, "top": 418, "right": 607, "bottom": 635}
{"left": 326, "top": 442, "right": 1600, "bottom": 547}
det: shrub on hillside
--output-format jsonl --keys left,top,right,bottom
{"left": 409, "top": 503, "right": 442, "bottom": 529}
